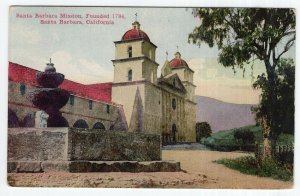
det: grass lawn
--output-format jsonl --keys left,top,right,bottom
{"left": 215, "top": 156, "right": 293, "bottom": 181}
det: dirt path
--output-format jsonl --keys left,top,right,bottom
{"left": 7, "top": 150, "right": 293, "bottom": 189}
{"left": 163, "top": 150, "right": 293, "bottom": 189}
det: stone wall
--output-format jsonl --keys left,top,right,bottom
{"left": 8, "top": 128, "right": 161, "bottom": 162}
{"left": 68, "top": 129, "right": 161, "bottom": 161}
{"left": 8, "top": 128, "right": 69, "bottom": 162}
{"left": 184, "top": 101, "right": 196, "bottom": 142}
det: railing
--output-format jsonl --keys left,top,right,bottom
{"left": 256, "top": 144, "right": 294, "bottom": 154}
{"left": 255, "top": 144, "right": 294, "bottom": 164}
{"left": 275, "top": 145, "right": 294, "bottom": 153}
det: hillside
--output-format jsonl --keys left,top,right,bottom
{"left": 196, "top": 96, "right": 256, "bottom": 132}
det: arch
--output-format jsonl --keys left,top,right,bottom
{"left": 128, "top": 69, "right": 132, "bottom": 81}
{"left": 92, "top": 122, "right": 105, "bottom": 130}
{"left": 172, "top": 124, "right": 177, "bottom": 143}
{"left": 109, "top": 124, "right": 115, "bottom": 130}
{"left": 73, "top": 119, "right": 89, "bottom": 128}
{"left": 128, "top": 46, "right": 132, "bottom": 58}
{"left": 8, "top": 109, "right": 19, "bottom": 128}
{"left": 23, "top": 112, "right": 35, "bottom": 127}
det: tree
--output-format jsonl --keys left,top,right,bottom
{"left": 196, "top": 122, "right": 212, "bottom": 142}
{"left": 234, "top": 128, "right": 255, "bottom": 145}
{"left": 188, "top": 8, "right": 295, "bottom": 158}
{"left": 253, "top": 58, "right": 295, "bottom": 136}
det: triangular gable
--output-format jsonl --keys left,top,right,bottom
{"left": 159, "top": 73, "right": 186, "bottom": 94}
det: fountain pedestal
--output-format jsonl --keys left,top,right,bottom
{"left": 30, "top": 60, "right": 70, "bottom": 127}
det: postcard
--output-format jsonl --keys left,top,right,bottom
{"left": 7, "top": 6, "right": 295, "bottom": 189}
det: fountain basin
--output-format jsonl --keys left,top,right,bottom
{"left": 36, "top": 72, "right": 65, "bottom": 88}
{"left": 30, "top": 88, "right": 70, "bottom": 111}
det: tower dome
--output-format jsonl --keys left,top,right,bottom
{"left": 121, "top": 21, "right": 150, "bottom": 42}
{"left": 169, "top": 52, "right": 189, "bottom": 69}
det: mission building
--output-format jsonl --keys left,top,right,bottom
{"left": 8, "top": 20, "right": 197, "bottom": 142}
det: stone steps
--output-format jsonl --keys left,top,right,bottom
{"left": 8, "top": 160, "right": 181, "bottom": 173}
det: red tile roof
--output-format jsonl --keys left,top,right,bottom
{"left": 169, "top": 58, "right": 189, "bottom": 69}
{"left": 122, "top": 29, "right": 150, "bottom": 42}
{"left": 8, "top": 62, "right": 112, "bottom": 103}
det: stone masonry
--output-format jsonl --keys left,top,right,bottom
{"left": 8, "top": 128, "right": 181, "bottom": 173}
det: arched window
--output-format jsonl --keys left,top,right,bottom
{"left": 172, "top": 98, "right": 176, "bottom": 110}
{"left": 128, "top": 69, "right": 132, "bottom": 81}
{"left": 128, "top": 46, "right": 132, "bottom": 58}
{"left": 106, "top": 104, "right": 110, "bottom": 113}
{"left": 88, "top": 100, "right": 93, "bottom": 110}
{"left": 20, "top": 84, "right": 26, "bottom": 96}
{"left": 69, "top": 95, "right": 75, "bottom": 106}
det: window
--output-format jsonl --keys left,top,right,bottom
{"left": 89, "top": 100, "right": 93, "bottom": 110}
{"left": 20, "top": 84, "right": 26, "bottom": 96}
{"left": 69, "top": 95, "right": 75, "bottom": 106}
{"left": 128, "top": 69, "right": 132, "bottom": 81}
{"left": 106, "top": 104, "right": 110, "bottom": 114}
{"left": 172, "top": 98, "right": 176, "bottom": 110}
{"left": 173, "top": 79, "right": 176, "bottom": 86}
{"left": 128, "top": 46, "right": 132, "bottom": 58}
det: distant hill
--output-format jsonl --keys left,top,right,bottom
{"left": 196, "top": 96, "right": 256, "bottom": 132}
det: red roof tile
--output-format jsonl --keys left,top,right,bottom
{"left": 169, "top": 58, "right": 189, "bottom": 69}
{"left": 8, "top": 62, "right": 112, "bottom": 103}
{"left": 122, "top": 29, "right": 150, "bottom": 42}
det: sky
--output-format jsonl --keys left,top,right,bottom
{"left": 8, "top": 6, "right": 295, "bottom": 104}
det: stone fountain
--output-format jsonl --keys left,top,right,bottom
{"left": 30, "top": 59, "right": 70, "bottom": 127}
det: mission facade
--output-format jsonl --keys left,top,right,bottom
{"left": 112, "top": 21, "right": 196, "bottom": 142}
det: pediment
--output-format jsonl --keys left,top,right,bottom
{"left": 159, "top": 73, "right": 186, "bottom": 93}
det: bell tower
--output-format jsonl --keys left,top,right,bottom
{"left": 112, "top": 20, "right": 159, "bottom": 132}
{"left": 112, "top": 20, "right": 158, "bottom": 84}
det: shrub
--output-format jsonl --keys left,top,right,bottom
{"left": 234, "top": 128, "right": 255, "bottom": 145}
{"left": 196, "top": 122, "right": 212, "bottom": 142}
{"left": 215, "top": 156, "right": 293, "bottom": 181}
{"left": 276, "top": 151, "right": 294, "bottom": 165}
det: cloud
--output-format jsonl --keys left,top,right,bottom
{"left": 77, "top": 58, "right": 113, "bottom": 82}
{"left": 51, "top": 50, "right": 113, "bottom": 84}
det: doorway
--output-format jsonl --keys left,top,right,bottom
{"left": 172, "top": 124, "right": 177, "bottom": 143}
